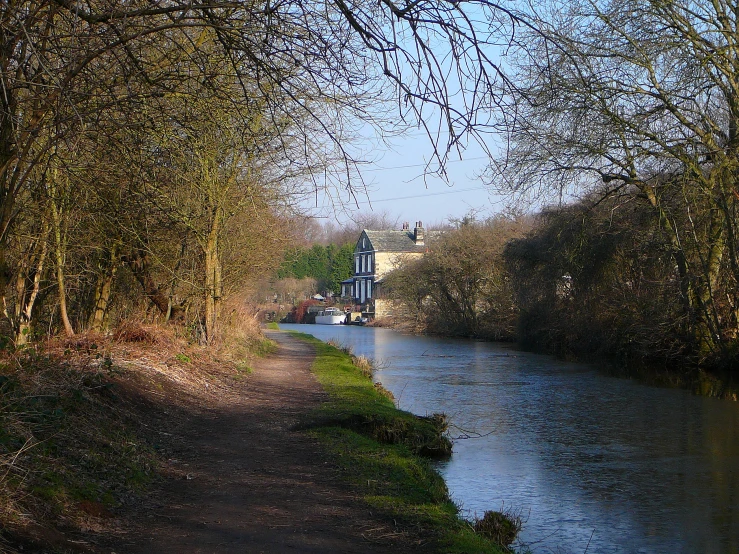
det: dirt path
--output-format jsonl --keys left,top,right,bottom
{"left": 103, "top": 331, "right": 416, "bottom": 553}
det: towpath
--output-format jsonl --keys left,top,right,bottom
{"left": 103, "top": 331, "right": 418, "bottom": 553}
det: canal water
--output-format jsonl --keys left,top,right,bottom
{"left": 279, "top": 324, "right": 739, "bottom": 553}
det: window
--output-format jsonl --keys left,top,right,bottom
{"left": 368, "top": 254, "right": 372, "bottom": 273}
{"left": 367, "top": 279, "right": 372, "bottom": 299}
{"left": 355, "top": 256, "right": 359, "bottom": 274}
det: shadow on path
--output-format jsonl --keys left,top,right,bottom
{"left": 107, "top": 332, "right": 415, "bottom": 553}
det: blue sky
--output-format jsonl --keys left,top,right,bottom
{"left": 307, "top": 131, "right": 508, "bottom": 227}
{"left": 297, "top": 6, "right": 523, "bottom": 228}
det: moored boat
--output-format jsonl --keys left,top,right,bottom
{"left": 314, "top": 307, "right": 346, "bottom": 325}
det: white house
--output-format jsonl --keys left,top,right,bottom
{"left": 349, "top": 221, "right": 428, "bottom": 316}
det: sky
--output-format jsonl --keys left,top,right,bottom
{"left": 296, "top": 6, "right": 527, "bottom": 230}
{"left": 303, "top": 130, "right": 511, "bottom": 229}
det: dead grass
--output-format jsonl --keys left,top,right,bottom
{"left": 218, "top": 297, "right": 276, "bottom": 364}
{"left": 473, "top": 509, "right": 523, "bottom": 550}
{"left": 112, "top": 322, "right": 170, "bottom": 345}
{"left": 0, "top": 342, "right": 161, "bottom": 548}
{"left": 0, "top": 317, "right": 274, "bottom": 550}
{"left": 326, "top": 338, "right": 352, "bottom": 355}
{"left": 351, "top": 355, "right": 373, "bottom": 377}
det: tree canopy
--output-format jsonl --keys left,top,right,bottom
{"left": 0, "top": 0, "right": 517, "bottom": 343}
{"left": 491, "top": 0, "right": 739, "bottom": 360}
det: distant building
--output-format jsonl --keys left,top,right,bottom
{"left": 349, "top": 221, "right": 428, "bottom": 318}
{"left": 339, "top": 278, "right": 354, "bottom": 299}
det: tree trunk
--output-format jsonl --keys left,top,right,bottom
{"left": 123, "top": 249, "right": 184, "bottom": 320}
{"left": 50, "top": 191, "right": 74, "bottom": 337}
{"left": 15, "top": 220, "right": 50, "bottom": 345}
{"left": 90, "top": 243, "right": 119, "bottom": 332}
{"left": 0, "top": 85, "right": 18, "bottom": 297}
{"left": 204, "top": 217, "right": 222, "bottom": 344}
{"left": 692, "top": 204, "right": 726, "bottom": 356}
{"left": 165, "top": 238, "right": 188, "bottom": 323}
{"left": 643, "top": 183, "right": 726, "bottom": 357}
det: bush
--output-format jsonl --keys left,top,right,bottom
{"left": 473, "top": 509, "right": 522, "bottom": 548}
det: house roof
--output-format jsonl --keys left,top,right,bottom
{"left": 363, "top": 229, "right": 427, "bottom": 253}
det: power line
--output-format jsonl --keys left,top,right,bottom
{"left": 354, "top": 185, "right": 489, "bottom": 204}
{"left": 361, "top": 155, "right": 489, "bottom": 172}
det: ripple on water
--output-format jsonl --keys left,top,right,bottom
{"left": 280, "top": 324, "right": 739, "bottom": 554}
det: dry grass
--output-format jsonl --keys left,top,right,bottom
{"left": 326, "top": 339, "right": 352, "bottom": 355}
{"left": 373, "top": 381, "right": 395, "bottom": 401}
{"left": 351, "top": 355, "right": 373, "bottom": 377}
{"left": 218, "top": 297, "right": 276, "bottom": 362}
{"left": 0, "top": 342, "right": 160, "bottom": 547}
{"left": 112, "top": 322, "right": 170, "bottom": 344}
{"left": 473, "top": 509, "right": 523, "bottom": 549}
{"left": 0, "top": 315, "right": 276, "bottom": 549}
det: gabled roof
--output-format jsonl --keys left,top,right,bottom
{"left": 363, "top": 229, "right": 426, "bottom": 253}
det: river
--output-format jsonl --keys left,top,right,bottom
{"left": 280, "top": 324, "right": 739, "bottom": 553}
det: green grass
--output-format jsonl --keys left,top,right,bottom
{"left": 233, "top": 360, "right": 253, "bottom": 380}
{"left": 289, "top": 331, "right": 506, "bottom": 553}
{"left": 266, "top": 321, "right": 280, "bottom": 330}
{"left": 250, "top": 337, "right": 278, "bottom": 357}
{"left": 0, "top": 353, "right": 157, "bottom": 538}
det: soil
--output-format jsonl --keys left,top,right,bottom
{"left": 88, "top": 331, "right": 422, "bottom": 554}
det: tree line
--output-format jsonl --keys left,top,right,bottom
{"left": 4, "top": 0, "right": 739, "bottom": 369}
{"left": 386, "top": 198, "right": 738, "bottom": 374}
{"left": 383, "top": 0, "right": 739, "bottom": 375}
{"left": 490, "top": 0, "right": 739, "bottom": 371}
{"left": 276, "top": 243, "right": 354, "bottom": 297}
{"left": 0, "top": 0, "right": 512, "bottom": 346}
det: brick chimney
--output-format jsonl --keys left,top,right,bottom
{"left": 413, "top": 221, "right": 424, "bottom": 245}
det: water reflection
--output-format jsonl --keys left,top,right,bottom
{"left": 280, "top": 324, "right": 739, "bottom": 553}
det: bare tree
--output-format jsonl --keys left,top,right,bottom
{"left": 491, "top": 0, "right": 739, "bottom": 360}
{"left": 0, "top": 0, "right": 513, "bottom": 257}
{"left": 385, "top": 216, "right": 527, "bottom": 338}
{"left": 1, "top": 0, "right": 518, "bottom": 341}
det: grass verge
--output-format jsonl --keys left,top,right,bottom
{"left": 289, "top": 331, "right": 507, "bottom": 553}
{"left": 0, "top": 341, "right": 159, "bottom": 551}
{"left": 0, "top": 322, "right": 279, "bottom": 552}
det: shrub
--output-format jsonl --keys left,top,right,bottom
{"left": 473, "top": 509, "right": 522, "bottom": 548}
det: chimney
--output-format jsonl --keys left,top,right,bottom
{"left": 413, "top": 221, "right": 424, "bottom": 245}
{"left": 402, "top": 222, "right": 409, "bottom": 230}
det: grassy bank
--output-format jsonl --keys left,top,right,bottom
{"left": 0, "top": 323, "right": 278, "bottom": 551}
{"left": 0, "top": 334, "right": 164, "bottom": 551}
{"left": 289, "top": 331, "right": 509, "bottom": 553}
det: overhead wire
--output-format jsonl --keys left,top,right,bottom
{"left": 353, "top": 185, "right": 489, "bottom": 204}
{"left": 361, "top": 155, "right": 489, "bottom": 172}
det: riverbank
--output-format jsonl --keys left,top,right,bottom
{"left": 370, "top": 317, "right": 739, "bottom": 401}
{"left": 288, "top": 331, "right": 508, "bottom": 552}
{"left": 282, "top": 322, "right": 739, "bottom": 552}
{"left": 0, "top": 326, "right": 506, "bottom": 552}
